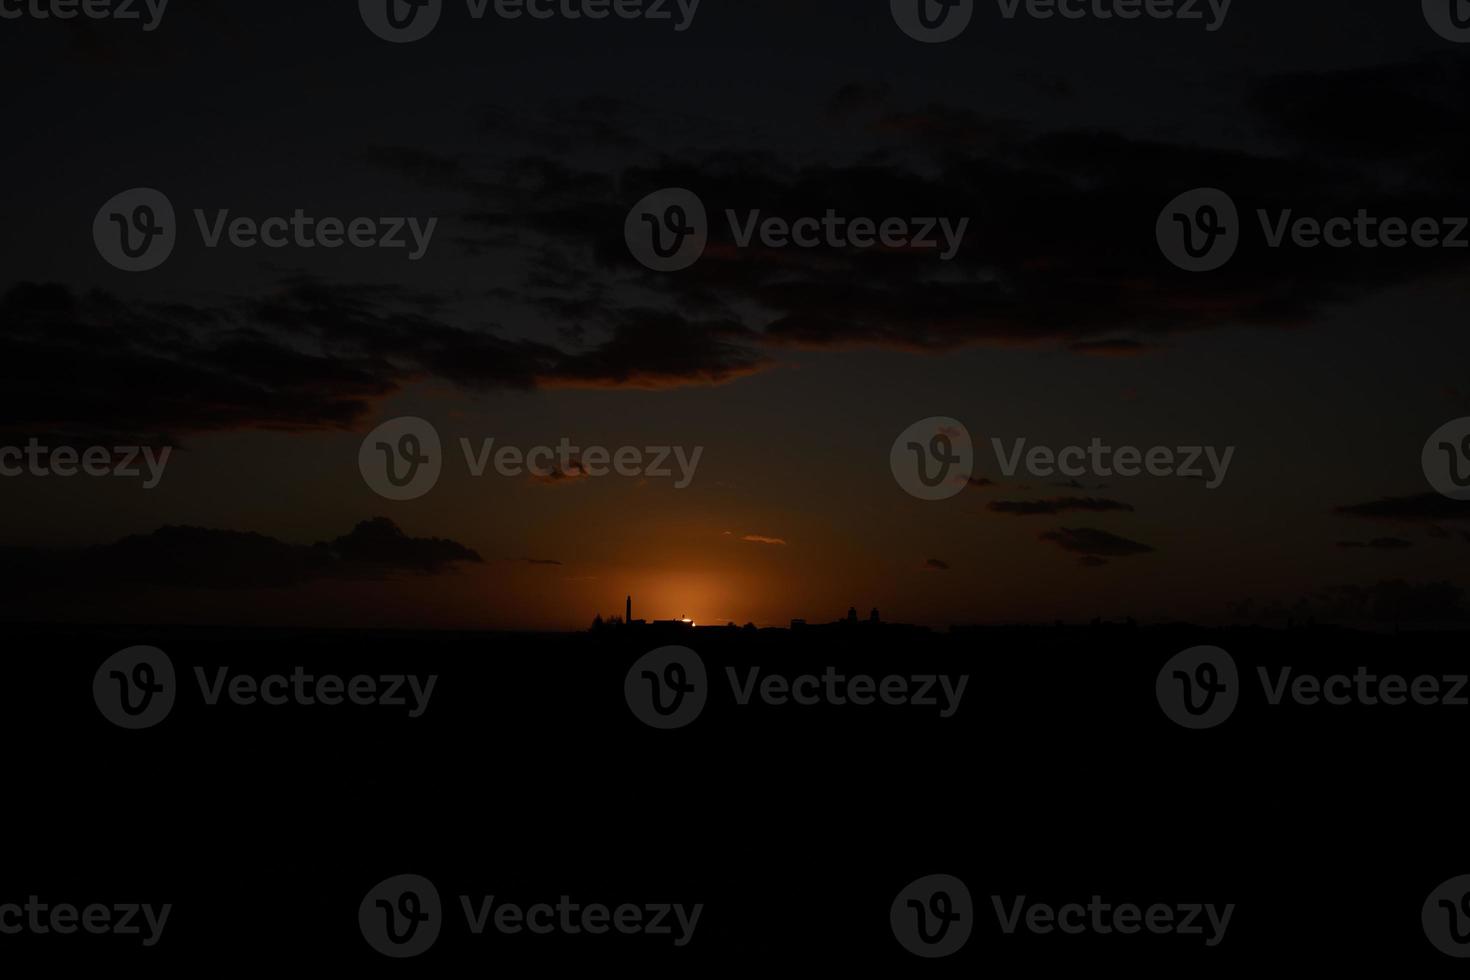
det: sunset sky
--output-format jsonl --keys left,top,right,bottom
{"left": 2, "top": 1, "right": 1469, "bottom": 630}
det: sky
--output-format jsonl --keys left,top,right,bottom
{"left": 1, "top": 0, "right": 1469, "bottom": 630}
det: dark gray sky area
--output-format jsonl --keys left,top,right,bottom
{"left": 1, "top": 1, "right": 1468, "bottom": 630}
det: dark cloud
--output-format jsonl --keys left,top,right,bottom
{"left": 868, "top": 105, "right": 1028, "bottom": 156}
{"left": 6, "top": 43, "right": 1470, "bottom": 459}
{"left": 1040, "top": 527, "right": 1155, "bottom": 560}
{"left": 15, "top": 57, "right": 1467, "bottom": 447}
{"left": 325, "top": 517, "right": 483, "bottom": 572}
{"left": 529, "top": 461, "right": 592, "bottom": 486}
{"left": 0, "top": 281, "right": 395, "bottom": 440}
{"left": 480, "top": 98, "right": 646, "bottom": 154}
{"left": 1249, "top": 58, "right": 1470, "bottom": 180}
{"left": 1333, "top": 493, "right": 1470, "bottom": 524}
{"left": 249, "top": 279, "right": 770, "bottom": 393}
{"left": 1336, "top": 538, "right": 1415, "bottom": 550}
{"left": 1244, "top": 581, "right": 1469, "bottom": 627}
{"left": 924, "top": 558, "right": 951, "bottom": 571}
{"left": 990, "top": 497, "right": 1134, "bottom": 517}
{"left": 827, "top": 82, "right": 891, "bottom": 117}
{"left": 0, "top": 517, "right": 480, "bottom": 593}
{"left": 1069, "top": 339, "right": 1157, "bottom": 357}
{"left": 359, "top": 58, "right": 1470, "bottom": 366}
{"left": 361, "top": 146, "right": 480, "bottom": 194}
{"left": 0, "top": 278, "right": 771, "bottom": 440}
{"left": 1364, "top": 580, "right": 1467, "bottom": 624}
{"left": 535, "top": 309, "right": 771, "bottom": 390}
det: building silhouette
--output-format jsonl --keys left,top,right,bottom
{"left": 597, "top": 596, "right": 924, "bottom": 636}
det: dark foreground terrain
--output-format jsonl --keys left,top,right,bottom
{"left": 3, "top": 622, "right": 1467, "bottom": 970}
